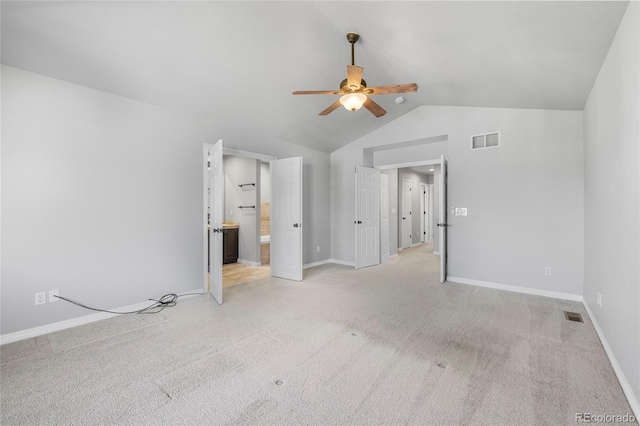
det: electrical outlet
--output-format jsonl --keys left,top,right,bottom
{"left": 544, "top": 267, "right": 552, "bottom": 276}
{"left": 49, "top": 289, "right": 59, "bottom": 303}
{"left": 35, "top": 292, "right": 46, "bottom": 305}
{"left": 597, "top": 292, "right": 602, "bottom": 307}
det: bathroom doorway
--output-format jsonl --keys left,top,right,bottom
{"left": 220, "top": 149, "right": 276, "bottom": 288}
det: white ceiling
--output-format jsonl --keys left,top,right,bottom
{"left": 1, "top": 1, "right": 628, "bottom": 153}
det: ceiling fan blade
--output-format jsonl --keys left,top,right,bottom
{"left": 367, "top": 83, "right": 418, "bottom": 95}
{"left": 292, "top": 90, "right": 340, "bottom": 95}
{"left": 319, "top": 100, "right": 342, "bottom": 116}
{"left": 346, "top": 65, "right": 364, "bottom": 90}
{"left": 363, "top": 97, "right": 387, "bottom": 118}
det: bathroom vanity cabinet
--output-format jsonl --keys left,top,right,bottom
{"left": 223, "top": 226, "right": 238, "bottom": 264}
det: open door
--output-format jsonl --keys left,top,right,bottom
{"left": 380, "top": 172, "right": 390, "bottom": 263}
{"left": 271, "top": 156, "right": 303, "bottom": 281}
{"left": 205, "top": 140, "right": 223, "bottom": 304}
{"left": 438, "top": 155, "right": 448, "bottom": 283}
{"left": 355, "top": 166, "right": 380, "bottom": 269}
{"left": 401, "top": 178, "right": 412, "bottom": 249}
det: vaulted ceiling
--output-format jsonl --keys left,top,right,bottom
{"left": 1, "top": 1, "right": 629, "bottom": 153}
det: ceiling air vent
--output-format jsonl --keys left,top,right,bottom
{"left": 471, "top": 132, "right": 500, "bottom": 150}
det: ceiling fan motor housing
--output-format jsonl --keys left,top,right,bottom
{"left": 340, "top": 78, "right": 367, "bottom": 92}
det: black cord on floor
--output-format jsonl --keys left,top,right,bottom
{"left": 54, "top": 291, "right": 204, "bottom": 315}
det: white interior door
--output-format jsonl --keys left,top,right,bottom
{"left": 420, "top": 183, "right": 427, "bottom": 243}
{"left": 205, "top": 140, "right": 223, "bottom": 304}
{"left": 355, "top": 166, "right": 380, "bottom": 269}
{"left": 438, "top": 155, "right": 448, "bottom": 283}
{"left": 380, "top": 173, "right": 390, "bottom": 263}
{"left": 271, "top": 156, "right": 302, "bottom": 281}
{"left": 401, "top": 178, "right": 412, "bottom": 249}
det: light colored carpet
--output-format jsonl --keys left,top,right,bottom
{"left": 1, "top": 244, "right": 635, "bottom": 425}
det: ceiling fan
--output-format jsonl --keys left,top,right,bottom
{"left": 292, "top": 32, "right": 418, "bottom": 118}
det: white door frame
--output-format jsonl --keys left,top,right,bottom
{"left": 222, "top": 147, "right": 277, "bottom": 271}
{"left": 204, "top": 145, "right": 278, "bottom": 296}
{"left": 438, "top": 155, "right": 448, "bottom": 283}
{"left": 377, "top": 158, "right": 445, "bottom": 280}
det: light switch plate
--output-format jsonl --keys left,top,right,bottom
{"left": 455, "top": 208, "right": 468, "bottom": 216}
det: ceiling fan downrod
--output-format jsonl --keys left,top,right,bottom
{"left": 346, "top": 32, "right": 360, "bottom": 66}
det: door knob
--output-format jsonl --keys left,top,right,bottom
{"left": 436, "top": 223, "right": 447, "bottom": 227}
{"left": 293, "top": 223, "right": 300, "bottom": 228}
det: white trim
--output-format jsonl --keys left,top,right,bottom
{"left": 304, "top": 259, "right": 361, "bottom": 269}
{"left": 377, "top": 158, "right": 441, "bottom": 171}
{"left": 446, "top": 276, "right": 583, "bottom": 302}
{"left": 390, "top": 254, "right": 398, "bottom": 259}
{"left": 223, "top": 147, "right": 277, "bottom": 162}
{"left": 327, "top": 258, "right": 355, "bottom": 267}
{"left": 366, "top": 134, "right": 448, "bottom": 155}
{"left": 238, "top": 259, "right": 261, "bottom": 267}
{"left": 433, "top": 251, "right": 440, "bottom": 255}
{"left": 583, "top": 301, "right": 640, "bottom": 420}
{"left": 303, "top": 259, "right": 330, "bottom": 269}
{"left": 0, "top": 290, "right": 204, "bottom": 345}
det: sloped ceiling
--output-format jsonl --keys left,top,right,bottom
{"left": 0, "top": 1, "right": 629, "bottom": 153}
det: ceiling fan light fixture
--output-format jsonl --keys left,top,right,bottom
{"left": 340, "top": 93, "right": 367, "bottom": 112}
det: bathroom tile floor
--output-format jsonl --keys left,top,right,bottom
{"left": 222, "top": 263, "right": 271, "bottom": 288}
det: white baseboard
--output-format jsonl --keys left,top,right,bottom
{"left": 433, "top": 251, "right": 441, "bottom": 255}
{"left": 327, "top": 258, "right": 355, "bottom": 267}
{"left": 238, "top": 259, "right": 261, "bottom": 267}
{"left": 583, "top": 301, "right": 640, "bottom": 420}
{"left": 390, "top": 254, "right": 398, "bottom": 260}
{"left": 303, "top": 259, "right": 330, "bottom": 269}
{"left": 0, "top": 289, "right": 204, "bottom": 345}
{"left": 446, "top": 276, "right": 584, "bottom": 302}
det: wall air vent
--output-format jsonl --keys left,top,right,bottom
{"left": 471, "top": 131, "right": 500, "bottom": 150}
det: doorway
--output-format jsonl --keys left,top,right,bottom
{"left": 204, "top": 145, "right": 304, "bottom": 300}
{"left": 376, "top": 157, "right": 447, "bottom": 282}
{"left": 221, "top": 153, "right": 270, "bottom": 288}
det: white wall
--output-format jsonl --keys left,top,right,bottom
{"left": 1, "top": 66, "right": 331, "bottom": 336}
{"left": 260, "top": 162, "right": 271, "bottom": 204}
{"left": 583, "top": 1, "right": 639, "bottom": 410}
{"left": 331, "top": 105, "right": 584, "bottom": 296}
